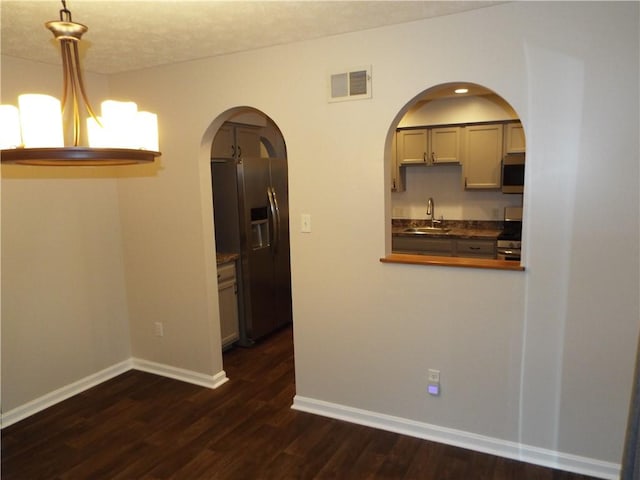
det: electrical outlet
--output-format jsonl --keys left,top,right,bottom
{"left": 428, "top": 369, "right": 440, "bottom": 396}
{"left": 154, "top": 322, "right": 164, "bottom": 337}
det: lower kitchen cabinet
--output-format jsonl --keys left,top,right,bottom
{"left": 392, "top": 236, "right": 497, "bottom": 259}
{"left": 392, "top": 236, "right": 454, "bottom": 256}
{"left": 455, "top": 239, "right": 496, "bottom": 259}
{"left": 217, "top": 261, "right": 239, "bottom": 350}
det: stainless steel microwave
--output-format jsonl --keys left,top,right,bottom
{"left": 502, "top": 153, "right": 525, "bottom": 194}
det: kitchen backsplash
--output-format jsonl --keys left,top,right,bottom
{"left": 392, "top": 218, "right": 503, "bottom": 230}
{"left": 391, "top": 164, "right": 522, "bottom": 221}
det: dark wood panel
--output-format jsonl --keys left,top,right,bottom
{"left": 1, "top": 326, "right": 597, "bottom": 479}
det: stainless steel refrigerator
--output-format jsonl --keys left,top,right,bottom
{"left": 212, "top": 151, "right": 292, "bottom": 344}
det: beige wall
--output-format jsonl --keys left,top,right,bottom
{"left": 2, "top": 1, "right": 638, "bottom": 472}
{"left": 398, "top": 94, "right": 519, "bottom": 127}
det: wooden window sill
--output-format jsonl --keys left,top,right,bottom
{"left": 380, "top": 253, "right": 525, "bottom": 271}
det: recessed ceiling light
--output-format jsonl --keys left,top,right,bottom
{"left": 455, "top": 88, "right": 469, "bottom": 94}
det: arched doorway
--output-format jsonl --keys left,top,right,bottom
{"left": 209, "top": 107, "right": 292, "bottom": 350}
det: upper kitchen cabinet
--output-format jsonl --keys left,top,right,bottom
{"left": 396, "top": 128, "right": 429, "bottom": 164}
{"left": 396, "top": 126, "right": 461, "bottom": 166}
{"left": 463, "top": 123, "right": 504, "bottom": 189}
{"left": 236, "top": 127, "right": 261, "bottom": 158}
{"left": 391, "top": 131, "right": 405, "bottom": 192}
{"left": 430, "top": 126, "right": 461, "bottom": 164}
{"left": 504, "top": 121, "right": 526, "bottom": 154}
{"left": 212, "top": 124, "right": 234, "bottom": 159}
{"left": 211, "top": 124, "right": 261, "bottom": 161}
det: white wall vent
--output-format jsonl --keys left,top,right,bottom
{"left": 328, "top": 66, "right": 372, "bottom": 103}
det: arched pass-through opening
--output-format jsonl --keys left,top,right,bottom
{"left": 207, "top": 106, "right": 293, "bottom": 362}
{"left": 383, "top": 82, "right": 527, "bottom": 271}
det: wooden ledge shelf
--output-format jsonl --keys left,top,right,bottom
{"left": 380, "top": 253, "right": 525, "bottom": 271}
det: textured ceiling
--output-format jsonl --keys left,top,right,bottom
{"left": 1, "top": 1, "right": 501, "bottom": 75}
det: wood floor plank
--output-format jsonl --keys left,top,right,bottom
{"left": 1, "top": 325, "right": 600, "bottom": 480}
{"left": 375, "top": 435, "right": 422, "bottom": 478}
{"left": 401, "top": 439, "right": 445, "bottom": 479}
{"left": 313, "top": 424, "right": 376, "bottom": 478}
{"left": 349, "top": 429, "right": 408, "bottom": 479}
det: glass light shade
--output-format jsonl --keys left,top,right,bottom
{"left": 0, "top": 105, "right": 22, "bottom": 149}
{"left": 136, "top": 112, "right": 159, "bottom": 151}
{"left": 18, "top": 94, "right": 64, "bottom": 147}
{"left": 87, "top": 101, "right": 158, "bottom": 151}
{"left": 100, "top": 100, "right": 138, "bottom": 148}
{"left": 87, "top": 117, "right": 107, "bottom": 147}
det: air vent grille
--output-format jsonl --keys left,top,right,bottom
{"left": 329, "top": 66, "right": 372, "bottom": 102}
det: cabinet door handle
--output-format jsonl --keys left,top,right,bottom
{"left": 237, "top": 146, "right": 242, "bottom": 159}
{"left": 432, "top": 152, "right": 435, "bottom": 162}
{"left": 423, "top": 152, "right": 426, "bottom": 162}
{"left": 469, "top": 246, "right": 481, "bottom": 250}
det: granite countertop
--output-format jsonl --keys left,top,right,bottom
{"left": 216, "top": 252, "right": 240, "bottom": 265}
{"left": 391, "top": 220, "right": 502, "bottom": 240}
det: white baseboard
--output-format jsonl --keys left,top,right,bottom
{"left": 1, "top": 360, "right": 132, "bottom": 428}
{"left": 292, "top": 395, "right": 620, "bottom": 480}
{"left": 1, "top": 359, "right": 228, "bottom": 429}
{"left": 131, "top": 357, "right": 228, "bottom": 389}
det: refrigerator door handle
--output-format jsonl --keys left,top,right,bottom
{"left": 272, "top": 187, "right": 281, "bottom": 255}
{"left": 267, "top": 187, "right": 279, "bottom": 255}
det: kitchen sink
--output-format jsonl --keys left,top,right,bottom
{"left": 403, "top": 226, "right": 451, "bottom": 234}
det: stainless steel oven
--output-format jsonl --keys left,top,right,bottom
{"left": 497, "top": 207, "right": 522, "bottom": 261}
{"left": 497, "top": 241, "right": 521, "bottom": 261}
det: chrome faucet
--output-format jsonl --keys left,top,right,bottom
{"left": 426, "top": 197, "right": 435, "bottom": 227}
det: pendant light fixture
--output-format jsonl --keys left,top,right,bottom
{"left": 0, "top": 0, "right": 161, "bottom": 166}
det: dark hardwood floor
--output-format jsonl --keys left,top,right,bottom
{"left": 2, "top": 325, "right": 598, "bottom": 479}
